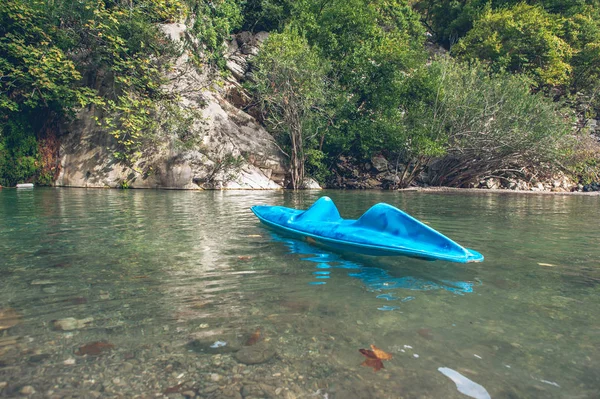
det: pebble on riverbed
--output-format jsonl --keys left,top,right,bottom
{"left": 52, "top": 317, "right": 94, "bottom": 331}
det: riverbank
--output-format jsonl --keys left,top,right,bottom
{"left": 397, "top": 187, "right": 600, "bottom": 196}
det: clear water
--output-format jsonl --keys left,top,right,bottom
{"left": 0, "top": 188, "right": 598, "bottom": 398}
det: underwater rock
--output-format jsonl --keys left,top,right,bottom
{"left": 52, "top": 317, "right": 94, "bottom": 331}
{"left": 417, "top": 328, "right": 433, "bottom": 340}
{"left": 19, "top": 386, "right": 35, "bottom": 395}
{"left": 30, "top": 280, "right": 55, "bottom": 285}
{"left": 74, "top": 341, "right": 114, "bottom": 356}
{"left": 28, "top": 354, "right": 51, "bottom": 363}
{"left": 234, "top": 342, "right": 276, "bottom": 365}
{"left": 0, "top": 308, "right": 21, "bottom": 331}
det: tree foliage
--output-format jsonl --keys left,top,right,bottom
{"left": 452, "top": 4, "right": 573, "bottom": 87}
{"left": 252, "top": 28, "right": 329, "bottom": 189}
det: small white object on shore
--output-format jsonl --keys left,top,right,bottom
{"left": 16, "top": 183, "right": 34, "bottom": 188}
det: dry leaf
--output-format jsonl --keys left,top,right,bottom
{"left": 362, "top": 357, "right": 384, "bottom": 371}
{"left": 74, "top": 341, "right": 114, "bottom": 356}
{"left": 359, "top": 349, "right": 384, "bottom": 371}
{"left": 359, "top": 344, "right": 393, "bottom": 372}
{"left": 238, "top": 256, "right": 252, "bottom": 261}
{"left": 0, "top": 308, "right": 21, "bottom": 331}
{"left": 538, "top": 263, "right": 555, "bottom": 267}
{"left": 370, "top": 345, "right": 393, "bottom": 360}
{"left": 245, "top": 329, "right": 262, "bottom": 346}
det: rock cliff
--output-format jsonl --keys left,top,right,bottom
{"left": 56, "top": 24, "right": 288, "bottom": 190}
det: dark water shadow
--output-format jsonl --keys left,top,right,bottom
{"left": 267, "top": 231, "right": 479, "bottom": 303}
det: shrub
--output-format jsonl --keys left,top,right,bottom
{"left": 452, "top": 3, "right": 573, "bottom": 87}
{"left": 398, "top": 58, "right": 571, "bottom": 187}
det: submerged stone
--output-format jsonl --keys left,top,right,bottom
{"left": 234, "top": 342, "right": 276, "bottom": 365}
{"left": 186, "top": 339, "right": 238, "bottom": 354}
{"left": 52, "top": 317, "right": 94, "bottom": 331}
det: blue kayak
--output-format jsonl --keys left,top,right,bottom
{"left": 251, "top": 196, "right": 483, "bottom": 263}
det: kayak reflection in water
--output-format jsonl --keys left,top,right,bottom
{"left": 269, "top": 232, "right": 477, "bottom": 310}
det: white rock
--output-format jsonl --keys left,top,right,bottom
{"left": 302, "top": 178, "right": 322, "bottom": 189}
{"left": 52, "top": 317, "right": 93, "bottom": 331}
{"left": 20, "top": 386, "right": 35, "bottom": 395}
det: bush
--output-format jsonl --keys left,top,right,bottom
{"left": 394, "top": 58, "right": 570, "bottom": 187}
{"left": 0, "top": 118, "right": 40, "bottom": 186}
{"left": 452, "top": 3, "right": 573, "bottom": 87}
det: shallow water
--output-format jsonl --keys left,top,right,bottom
{"left": 0, "top": 188, "right": 599, "bottom": 398}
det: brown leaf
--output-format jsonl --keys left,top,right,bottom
{"left": 359, "top": 348, "right": 378, "bottom": 359}
{"left": 238, "top": 256, "right": 252, "bottom": 261}
{"left": 370, "top": 345, "right": 392, "bottom": 360}
{"left": 74, "top": 341, "right": 114, "bottom": 356}
{"left": 245, "top": 329, "right": 262, "bottom": 346}
{"left": 0, "top": 308, "right": 21, "bottom": 331}
{"left": 359, "top": 345, "right": 392, "bottom": 372}
{"left": 362, "top": 357, "right": 384, "bottom": 371}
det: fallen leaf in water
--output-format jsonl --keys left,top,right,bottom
{"left": 164, "top": 383, "right": 184, "bottom": 394}
{"left": 418, "top": 328, "right": 433, "bottom": 340}
{"left": 245, "top": 329, "right": 262, "bottom": 346}
{"left": 359, "top": 345, "right": 393, "bottom": 371}
{"left": 74, "top": 341, "right": 114, "bottom": 356}
{"left": 238, "top": 256, "right": 252, "bottom": 261}
{"left": 359, "top": 349, "right": 384, "bottom": 371}
{"left": 538, "top": 263, "right": 555, "bottom": 267}
{"left": 363, "top": 357, "right": 384, "bottom": 371}
{"left": 0, "top": 308, "right": 21, "bottom": 331}
{"left": 370, "top": 345, "right": 393, "bottom": 360}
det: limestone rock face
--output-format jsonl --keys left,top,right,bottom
{"left": 55, "top": 24, "right": 286, "bottom": 190}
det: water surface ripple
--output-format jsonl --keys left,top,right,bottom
{"left": 0, "top": 188, "right": 598, "bottom": 398}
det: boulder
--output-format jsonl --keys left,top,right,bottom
{"left": 302, "top": 178, "right": 322, "bottom": 189}
{"left": 234, "top": 342, "right": 276, "bottom": 365}
{"left": 371, "top": 155, "right": 388, "bottom": 172}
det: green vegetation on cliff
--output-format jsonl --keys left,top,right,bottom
{"left": 1, "top": 0, "right": 598, "bottom": 188}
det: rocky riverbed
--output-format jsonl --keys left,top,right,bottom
{"left": 0, "top": 305, "right": 462, "bottom": 399}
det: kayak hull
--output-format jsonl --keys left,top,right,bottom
{"left": 251, "top": 197, "right": 484, "bottom": 263}
{"left": 254, "top": 212, "right": 440, "bottom": 259}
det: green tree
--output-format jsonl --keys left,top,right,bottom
{"left": 252, "top": 28, "right": 330, "bottom": 189}
{"left": 452, "top": 3, "right": 573, "bottom": 87}
{"left": 292, "top": 0, "right": 427, "bottom": 160}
